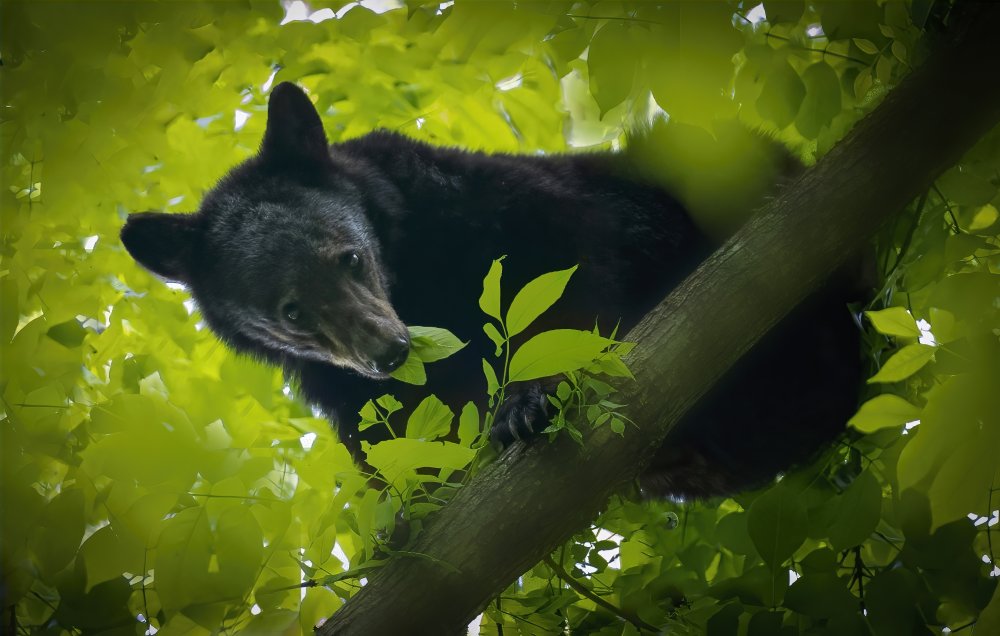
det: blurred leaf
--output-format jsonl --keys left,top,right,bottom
{"left": 853, "top": 38, "right": 880, "bottom": 55}
{"left": 795, "top": 62, "right": 842, "bottom": 138}
{"left": 588, "top": 23, "right": 634, "bottom": 117}
{"left": 784, "top": 575, "right": 857, "bottom": 618}
{"left": 763, "top": 1, "right": 804, "bottom": 25}
{"left": 756, "top": 59, "right": 805, "bottom": 129}
{"left": 747, "top": 485, "right": 807, "bottom": 569}
{"left": 865, "top": 569, "right": 920, "bottom": 636}
{"left": 937, "top": 169, "right": 997, "bottom": 206}
{"left": 827, "top": 471, "right": 881, "bottom": 549}
{"left": 978, "top": 584, "right": 1000, "bottom": 636}
{"left": 32, "top": 489, "right": 85, "bottom": 577}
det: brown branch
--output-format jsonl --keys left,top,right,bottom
{"left": 321, "top": 5, "right": 1000, "bottom": 633}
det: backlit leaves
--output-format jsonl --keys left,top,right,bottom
{"left": 509, "top": 329, "right": 614, "bottom": 382}
{"left": 848, "top": 393, "right": 921, "bottom": 433}
{"left": 3, "top": 1, "right": 998, "bottom": 634}
{"left": 867, "top": 343, "right": 935, "bottom": 383}
{"left": 865, "top": 306, "right": 921, "bottom": 338}
{"left": 747, "top": 485, "right": 807, "bottom": 569}
{"left": 365, "top": 439, "right": 475, "bottom": 491}
{"left": 505, "top": 265, "right": 576, "bottom": 337}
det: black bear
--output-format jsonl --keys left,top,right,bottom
{"left": 121, "top": 82, "right": 863, "bottom": 498}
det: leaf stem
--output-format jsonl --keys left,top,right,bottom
{"left": 542, "top": 555, "right": 659, "bottom": 633}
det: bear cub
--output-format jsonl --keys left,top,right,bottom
{"left": 121, "top": 82, "right": 863, "bottom": 499}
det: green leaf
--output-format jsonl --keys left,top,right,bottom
{"left": 756, "top": 58, "right": 805, "bottom": 129}
{"left": 34, "top": 489, "right": 86, "bottom": 577}
{"left": 508, "top": 329, "right": 612, "bottom": 382}
{"left": 827, "top": 471, "right": 881, "bottom": 549}
{"left": 747, "top": 485, "right": 808, "bottom": 569}
{"left": 457, "top": 401, "right": 480, "bottom": 447}
{"left": 479, "top": 257, "right": 504, "bottom": 321}
{"left": 867, "top": 343, "right": 935, "bottom": 383}
{"left": 978, "top": 584, "right": 1000, "bottom": 636}
{"left": 865, "top": 569, "right": 920, "bottom": 635}
{"left": 406, "top": 395, "right": 454, "bottom": 440}
{"left": 795, "top": 61, "right": 842, "bottom": 138}
{"left": 482, "top": 359, "right": 500, "bottom": 397}
{"left": 763, "top": 0, "right": 804, "bottom": 24}
{"left": 376, "top": 394, "right": 403, "bottom": 415}
{"left": 865, "top": 307, "right": 920, "bottom": 338}
{"left": 848, "top": 394, "right": 921, "bottom": 433}
{"left": 591, "top": 351, "right": 633, "bottom": 378}
{"left": 79, "top": 524, "right": 144, "bottom": 592}
{"left": 483, "top": 322, "right": 505, "bottom": 356}
{"left": 156, "top": 508, "right": 213, "bottom": 613}
{"left": 854, "top": 67, "right": 874, "bottom": 100}
{"left": 853, "top": 38, "right": 880, "bottom": 54}
{"left": 927, "top": 427, "right": 1000, "bottom": 529}
{"left": 891, "top": 40, "right": 907, "bottom": 63}
{"left": 358, "top": 400, "right": 381, "bottom": 432}
{"left": 365, "top": 439, "right": 475, "bottom": 489}
{"left": 408, "top": 326, "right": 467, "bottom": 362}
{"left": 47, "top": 319, "right": 88, "bottom": 348}
{"left": 214, "top": 506, "right": 264, "bottom": 600}
{"left": 588, "top": 23, "right": 635, "bottom": 116}
{"left": 390, "top": 354, "right": 427, "bottom": 385}
{"left": 505, "top": 265, "right": 576, "bottom": 337}
{"left": 784, "top": 575, "right": 857, "bottom": 619}
{"left": 937, "top": 169, "right": 998, "bottom": 206}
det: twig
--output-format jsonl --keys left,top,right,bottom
{"left": 542, "top": 554, "right": 658, "bottom": 633}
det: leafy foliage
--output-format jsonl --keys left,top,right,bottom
{"left": 2, "top": 1, "right": 998, "bottom": 634}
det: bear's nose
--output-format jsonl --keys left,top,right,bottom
{"left": 373, "top": 336, "right": 410, "bottom": 374}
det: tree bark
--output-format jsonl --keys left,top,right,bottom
{"left": 321, "top": 5, "right": 1000, "bottom": 634}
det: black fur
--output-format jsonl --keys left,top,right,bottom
{"left": 122, "top": 83, "right": 863, "bottom": 498}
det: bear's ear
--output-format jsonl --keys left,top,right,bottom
{"left": 260, "top": 82, "right": 330, "bottom": 167}
{"left": 121, "top": 212, "right": 200, "bottom": 284}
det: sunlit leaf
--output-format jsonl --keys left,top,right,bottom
{"left": 406, "top": 395, "right": 454, "bottom": 440}
{"left": 747, "top": 485, "right": 807, "bottom": 569}
{"left": 505, "top": 265, "right": 576, "bottom": 337}
{"left": 365, "top": 439, "right": 475, "bottom": 489}
{"left": 408, "top": 326, "right": 467, "bottom": 362}
{"left": 508, "top": 329, "right": 612, "bottom": 382}
{"left": 865, "top": 307, "right": 920, "bottom": 338}
{"left": 479, "top": 257, "right": 504, "bottom": 321}
{"left": 848, "top": 394, "right": 921, "bottom": 433}
{"left": 390, "top": 354, "right": 427, "bottom": 385}
{"left": 867, "top": 344, "right": 935, "bottom": 383}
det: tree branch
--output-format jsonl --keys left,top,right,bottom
{"left": 321, "top": 5, "right": 1000, "bottom": 633}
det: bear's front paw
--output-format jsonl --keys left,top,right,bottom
{"left": 490, "top": 381, "right": 552, "bottom": 447}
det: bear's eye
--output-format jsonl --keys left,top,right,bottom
{"left": 342, "top": 251, "right": 361, "bottom": 272}
{"left": 281, "top": 302, "right": 302, "bottom": 323}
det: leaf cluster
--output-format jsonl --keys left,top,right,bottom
{"left": 2, "top": 1, "right": 998, "bottom": 634}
